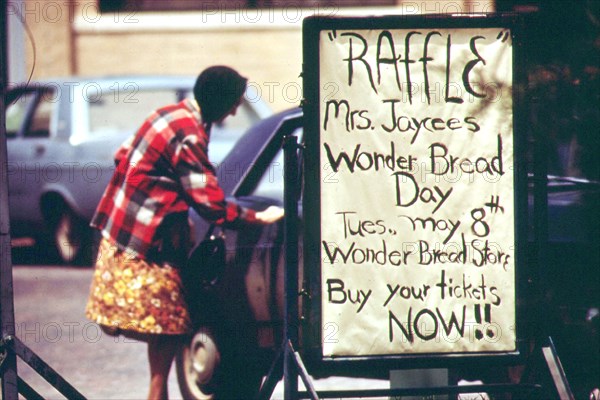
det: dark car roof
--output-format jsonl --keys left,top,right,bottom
{"left": 217, "top": 107, "right": 302, "bottom": 196}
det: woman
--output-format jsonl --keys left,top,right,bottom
{"left": 85, "top": 66, "right": 283, "bottom": 399}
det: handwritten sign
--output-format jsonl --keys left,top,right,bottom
{"left": 312, "top": 23, "right": 517, "bottom": 357}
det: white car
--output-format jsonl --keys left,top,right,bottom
{"left": 5, "top": 75, "right": 271, "bottom": 265}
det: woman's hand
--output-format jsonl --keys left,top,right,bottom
{"left": 255, "top": 206, "right": 284, "bottom": 224}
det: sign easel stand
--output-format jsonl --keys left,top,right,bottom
{"left": 256, "top": 133, "right": 574, "bottom": 399}
{"left": 0, "top": 2, "right": 86, "bottom": 398}
{"left": 257, "top": 135, "right": 319, "bottom": 400}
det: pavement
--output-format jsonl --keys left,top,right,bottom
{"left": 5, "top": 265, "right": 389, "bottom": 399}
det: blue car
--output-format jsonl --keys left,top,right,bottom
{"left": 175, "top": 106, "right": 599, "bottom": 399}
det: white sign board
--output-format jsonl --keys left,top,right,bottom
{"left": 313, "top": 24, "right": 516, "bottom": 357}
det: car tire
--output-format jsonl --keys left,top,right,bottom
{"left": 176, "top": 326, "right": 264, "bottom": 399}
{"left": 49, "top": 206, "right": 98, "bottom": 266}
{"left": 176, "top": 328, "right": 221, "bottom": 400}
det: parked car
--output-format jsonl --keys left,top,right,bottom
{"left": 175, "top": 108, "right": 599, "bottom": 399}
{"left": 528, "top": 175, "right": 600, "bottom": 399}
{"left": 5, "top": 76, "right": 271, "bottom": 265}
{"left": 176, "top": 108, "right": 303, "bottom": 399}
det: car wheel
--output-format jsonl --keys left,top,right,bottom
{"left": 176, "top": 328, "right": 221, "bottom": 400}
{"left": 50, "top": 207, "right": 98, "bottom": 266}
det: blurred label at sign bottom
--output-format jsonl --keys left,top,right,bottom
{"left": 390, "top": 369, "right": 449, "bottom": 400}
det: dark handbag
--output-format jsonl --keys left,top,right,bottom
{"left": 186, "top": 225, "right": 226, "bottom": 287}
{"left": 183, "top": 226, "right": 225, "bottom": 327}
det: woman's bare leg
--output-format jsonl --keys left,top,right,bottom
{"left": 147, "top": 335, "right": 183, "bottom": 400}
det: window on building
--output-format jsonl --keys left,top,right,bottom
{"left": 98, "top": 0, "right": 397, "bottom": 12}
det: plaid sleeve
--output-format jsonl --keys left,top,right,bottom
{"left": 113, "top": 134, "right": 135, "bottom": 166}
{"left": 176, "top": 135, "right": 256, "bottom": 225}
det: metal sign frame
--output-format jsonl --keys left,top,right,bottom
{"left": 302, "top": 13, "right": 529, "bottom": 369}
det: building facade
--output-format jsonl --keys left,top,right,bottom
{"left": 7, "top": 0, "right": 496, "bottom": 111}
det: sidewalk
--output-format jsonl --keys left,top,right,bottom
{"left": 7, "top": 266, "right": 389, "bottom": 399}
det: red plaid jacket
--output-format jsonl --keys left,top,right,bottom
{"left": 91, "top": 99, "right": 256, "bottom": 259}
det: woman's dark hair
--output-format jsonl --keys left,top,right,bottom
{"left": 193, "top": 66, "right": 248, "bottom": 131}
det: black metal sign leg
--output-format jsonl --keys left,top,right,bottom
{"left": 257, "top": 135, "right": 319, "bottom": 400}
{"left": 257, "top": 343, "right": 284, "bottom": 400}
{"left": 287, "top": 341, "right": 318, "bottom": 400}
{"left": 283, "top": 135, "right": 300, "bottom": 400}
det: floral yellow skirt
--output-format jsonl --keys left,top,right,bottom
{"left": 85, "top": 238, "right": 192, "bottom": 336}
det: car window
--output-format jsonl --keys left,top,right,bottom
{"left": 213, "top": 101, "right": 261, "bottom": 137}
{"left": 87, "top": 87, "right": 260, "bottom": 139}
{"left": 26, "top": 91, "right": 55, "bottom": 138}
{"left": 5, "top": 91, "right": 36, "bottom": 138}
{"left": 252, "top": 127, "right": 302, "bottom": 200}
{"left": 88, "top": 87, "right": 186, "bottom": 137}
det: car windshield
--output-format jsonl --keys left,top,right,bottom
{"left": 526, "top": 66, "right": 599, "bottom": 184}
{"left": 252, "top": 126, "right": 302, "bottom": 200}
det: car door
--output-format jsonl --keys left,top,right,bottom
{"left": 6, "top": 87, "right": 60, "bottom": 233}
{"left": 176, "top": 111, "right": 302, "bottom": 399}
{"left": 221, "top": 112, "right": 303, "bottom": 346}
